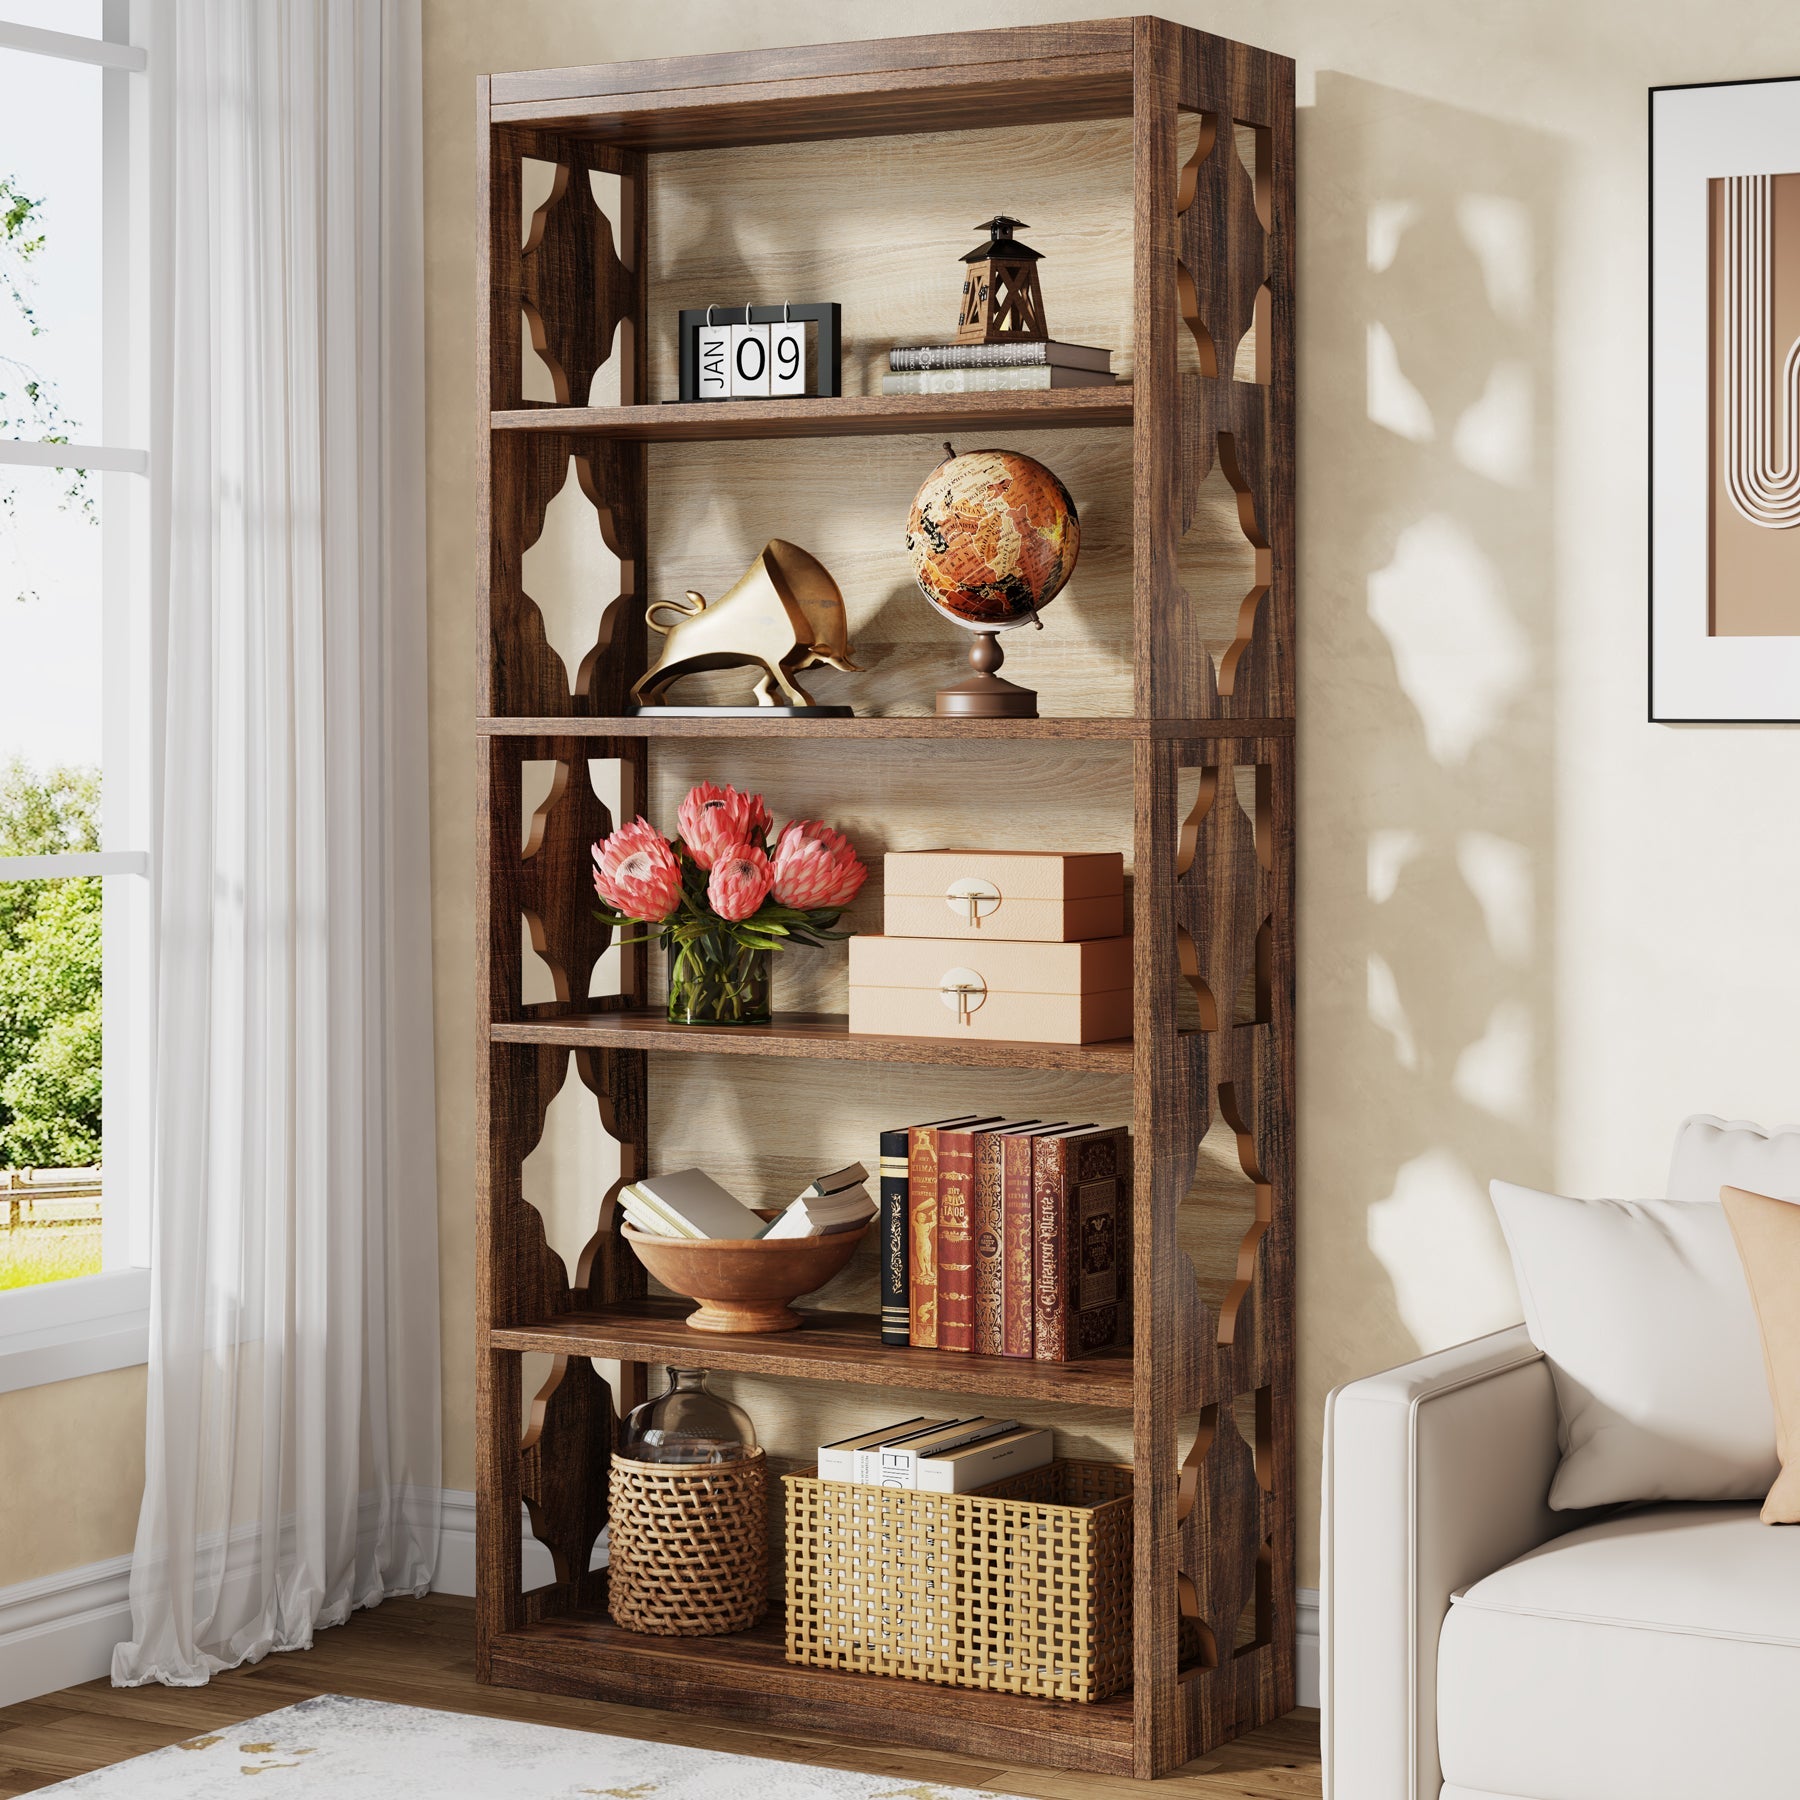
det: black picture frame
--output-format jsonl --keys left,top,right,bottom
{"left": 676, "top": 303, "right": 842, "bottom": 402}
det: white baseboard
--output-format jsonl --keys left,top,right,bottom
{"left": 3, "top": 1493, "right": 1322, "bottom": 1715}
{"left": 1297, "top": 1585, "right": 1319, "bottom": 1709}
{"left": 430, "top": 1487, "right": 556, "bottom": 1597}
{"left": 0, "top": 1550, "right": 134, "bottom": 1710}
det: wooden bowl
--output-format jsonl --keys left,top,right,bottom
{"left": 621, "top": 1215, "right": 869, "bottom": 1334}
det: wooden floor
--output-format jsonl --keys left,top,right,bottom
{"left": 0, "top": 1595, "right": 1320, "bottom": 1796}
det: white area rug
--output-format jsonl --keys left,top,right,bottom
{"left": 38, "top": 1695, "right": 1026, "bottom": 1798}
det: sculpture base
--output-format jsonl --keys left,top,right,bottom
{"left": 935, "top": 673, "right": 1039, "bottom": 719}
{"left": 625, "top": 704, "right": 854, "bottom": 718}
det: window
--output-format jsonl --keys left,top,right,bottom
{"left": 0, "top": 2, "right": 159, "bottom": 1388}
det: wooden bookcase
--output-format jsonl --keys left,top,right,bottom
{"left": 474, "top": 18, "right": 1295, "bottom": 1781}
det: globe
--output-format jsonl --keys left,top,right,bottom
{"left": 905, "top": 448, "right": 1080, "bottom": 631}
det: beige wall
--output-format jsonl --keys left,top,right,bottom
{"left": 0, "top": 1366, "right": 145, "bottom": 1586}
{"left": 424, "top": 0, "right": 1800, "bottom": 1595}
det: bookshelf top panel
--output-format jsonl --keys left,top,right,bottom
{"left": 487, "top": 22, "right": 1135, "bottom": 149}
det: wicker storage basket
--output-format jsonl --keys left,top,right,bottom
{"left": 607, "top": 1450, "right": 768, "bottom": 1637}
{"left": 783, "top": 1458, "right": 1133, "bottom": 1702}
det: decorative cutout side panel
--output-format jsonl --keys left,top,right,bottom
{"left": 519, "top": 1355, "right": 611, "bottom": 1622}
{"left": 486, "top": 434, "right": 645, "bottom": 718}
{"left": 519, "top": 151, "right": 638, "bottom": 408}
{"left": 488, "top": 736, "right": 626, "bottom": 1017}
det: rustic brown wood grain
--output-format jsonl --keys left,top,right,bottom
{"left": 493, "top": 390, "right": 1134, "bottom": 440}
{"left": 478, "top": 19, "right": 1295, "bottom": 1777}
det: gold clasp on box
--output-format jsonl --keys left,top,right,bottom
{"left": 944, "top": 877, "right": 1000, "bottom": 929}
{"left": 938, "top": 969, "right": 988, "bottom": 1026}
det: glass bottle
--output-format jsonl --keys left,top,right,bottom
{"left": 620, "top": 1367, "right": 757, "bottom": 1465}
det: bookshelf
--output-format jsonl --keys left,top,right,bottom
{"left": 475, "top": 18, "right": 1296, "bottom": 1780}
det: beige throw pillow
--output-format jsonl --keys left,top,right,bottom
{"left": 1721, "top": 1184, "right": 1800, "bottom": 1524}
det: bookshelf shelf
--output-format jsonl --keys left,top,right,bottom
{"left": 491, "top": 1012, "right": 1132, "bottom": 1072}
{"left": 475, "top": 17, "right": 1296, "bottom": 1781}
{"left": 491, "top": 388, "right": 1132, "bottom": 442}
{"left": 489, "top": 1612, "right": 1138, "bottom": 1775}
{"left": 491, "top": 1298, "right": 1136, "bottom": 1408}
{"left": 476, "top": 715, "right": 1297, "bottom": 741}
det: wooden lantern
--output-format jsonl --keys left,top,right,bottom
{"left": 955, "top": 215, "right": 1048, "bottom": 344}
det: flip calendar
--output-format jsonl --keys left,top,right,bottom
{"left": 677, "top": 303, "right": 841, "bottom": 403}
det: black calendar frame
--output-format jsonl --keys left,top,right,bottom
{"left": 675, "top": 302, "right": 842, "bottom": 402}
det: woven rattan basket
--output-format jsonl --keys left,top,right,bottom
{"left": 783, "top": 1458, "right": 1133, "bottom": 1702}
{"left": 607, "top": 1450, "right": 768, "bottom": 1637}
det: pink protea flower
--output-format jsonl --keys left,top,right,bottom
{"left": 707, "top": 843, "right": 773, "bottom": 922}
{"left": 592, "top": 818, "right": 682, "bottom": 921}
{"left": 770, "top": 820, "right": 868, "bottom": 910}
{"left": 678, "top": 782, "right": 773, "bottom": 870}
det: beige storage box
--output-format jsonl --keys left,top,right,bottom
{"left": 847, "top": 933, "right": 1132, "bottom": 1045}
{"left": 882, "top": 849, "right": 1125, "bottom": 943}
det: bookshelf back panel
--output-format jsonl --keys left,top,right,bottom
{"left": 644, "top": 426, "right": 1132, "bottom": 718}
{"left": 646, "top": 737, "right": 1134, "bottom": 1013}
{"left": 643, "top": 118, "right": 1134, "bottom": 400}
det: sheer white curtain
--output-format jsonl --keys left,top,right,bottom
{"left": 113, "top": 0, "right": 439, "bottom": 1687}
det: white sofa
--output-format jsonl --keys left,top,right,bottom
{"left": 1321, "top": 1123, "right": 1800, "bottom": 1800}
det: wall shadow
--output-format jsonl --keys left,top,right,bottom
{"left": 1299, "top": 76, "right": 1563, "bottom": 1474}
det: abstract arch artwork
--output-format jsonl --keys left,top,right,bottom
{"left": 1651, "top": 77, "right": 1800, "bottom": 719}
{"left": 1711, "top": 170, "right": 1800, "bottom": 632}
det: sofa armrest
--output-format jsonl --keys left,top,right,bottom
{"left": 1322, "top": 1324, "right": 1564, "bottom": 1800}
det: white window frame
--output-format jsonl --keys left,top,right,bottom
{"left": 0, "top": 3, "right": 164, "bottom": 1394}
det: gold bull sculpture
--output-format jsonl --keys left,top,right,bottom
{"left": 629, "top": 539, "right": 861, "bottom": 709}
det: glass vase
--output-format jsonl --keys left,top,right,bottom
{"left": 620, "top": 1367, "right": 759, "bottom": 1466}
{"left": 667, "top": 932, "right": 771, "bottom": 1026}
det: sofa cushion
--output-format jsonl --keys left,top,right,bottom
{"left": 1439, "top": 1505, "right": 1800, "bottom": 1800}
{"left": 1723, "top": 1184, "right": 1800, "bottom": 1522}
{"left": 1667, "top": 1113, "right": 1800, "bottom": 1204}
{"left": 1491, "top": 1182, "right": 1775, "bottom": 1506}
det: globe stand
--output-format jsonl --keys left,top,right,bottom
{"left": 936, "top": 629, "right": 1038, "bottom": 719}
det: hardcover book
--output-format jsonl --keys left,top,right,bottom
{"left": 908, "top": 1118, "right": 995, "bottom": 1348}
{"left": 881, "top": 1117, "right": 978, "bottom": 1345}
{"left": 934, "top": 1122, "right": 985, "bottom": 1352}
{"left": 975, "top": 1123, "right": 1059, "bottom": 1357}
{"left": 889, "top": 339, "right": 1113, "bottom": 373}
{"left": 879, "top": 1124, "right": 913, "bottom": 1345}
{"left": 1033, "top": 1125, "right": 1132, "bottom": 1362}
{"left": 880, "top": 366, "right": 1115, "bottom": 395}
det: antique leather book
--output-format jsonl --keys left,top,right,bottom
{"left": 934, "top": 1122, "right": 984, "bottom": 1352}
{"left": 971, "top": 1122, "right": 1048, "bottom": 1357}
{"left": 908, "top": 1116, "right": 996, "bottom": 1349}
{"left": 1033, "top": 1124, "right": 1131, "bottom": 1362}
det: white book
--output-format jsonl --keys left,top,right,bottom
{"left": 876, "top": 1417, "right": 1020, "bottom": 1489}
{"left": 816, "top": 1416, "right": 928, "bottom": 1483}
{"left": 633, "top": 1168, "right": 765, "bottom": 1241}
{"left": 880, "top": 367, "right": 1117, "bottom": 394}
{"left": 915, "top": 1425, "right": 1053, "bottom": 1494}
{"left": 618, "top": 1183, "right": 693, "bottom": 1238}
{"left": 857, "top": 1417, "right": 976, "bottom": 1486}
{"left": 760, "top": 1185, "right": 877, "bottom": 1240}
{"left": 799, "top": 1162, "right": 868, "bottom": 1198}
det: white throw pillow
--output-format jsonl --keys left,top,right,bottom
{"left": 1667, "top": 1113, "right": 1800, "bottom": 1205}
{"left": 1490, "top": 1180, "right": 1777, "bottom": 1509}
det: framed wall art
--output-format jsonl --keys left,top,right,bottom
{"left": 1651, "top": 77, "right": 1800, "bottom": 720}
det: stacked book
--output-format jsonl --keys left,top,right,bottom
{"left": 882, "top": 340, "right": 1115, "bottom": 394}
{"left": 877, "top": 1117, "right": 1131, "bottom": 1362}
{"left": 818, "top": 1414, "right": 1053, "bottom": 1491}
{"left": 620, "top": 1163, "right": 875, "bottom": 1241}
